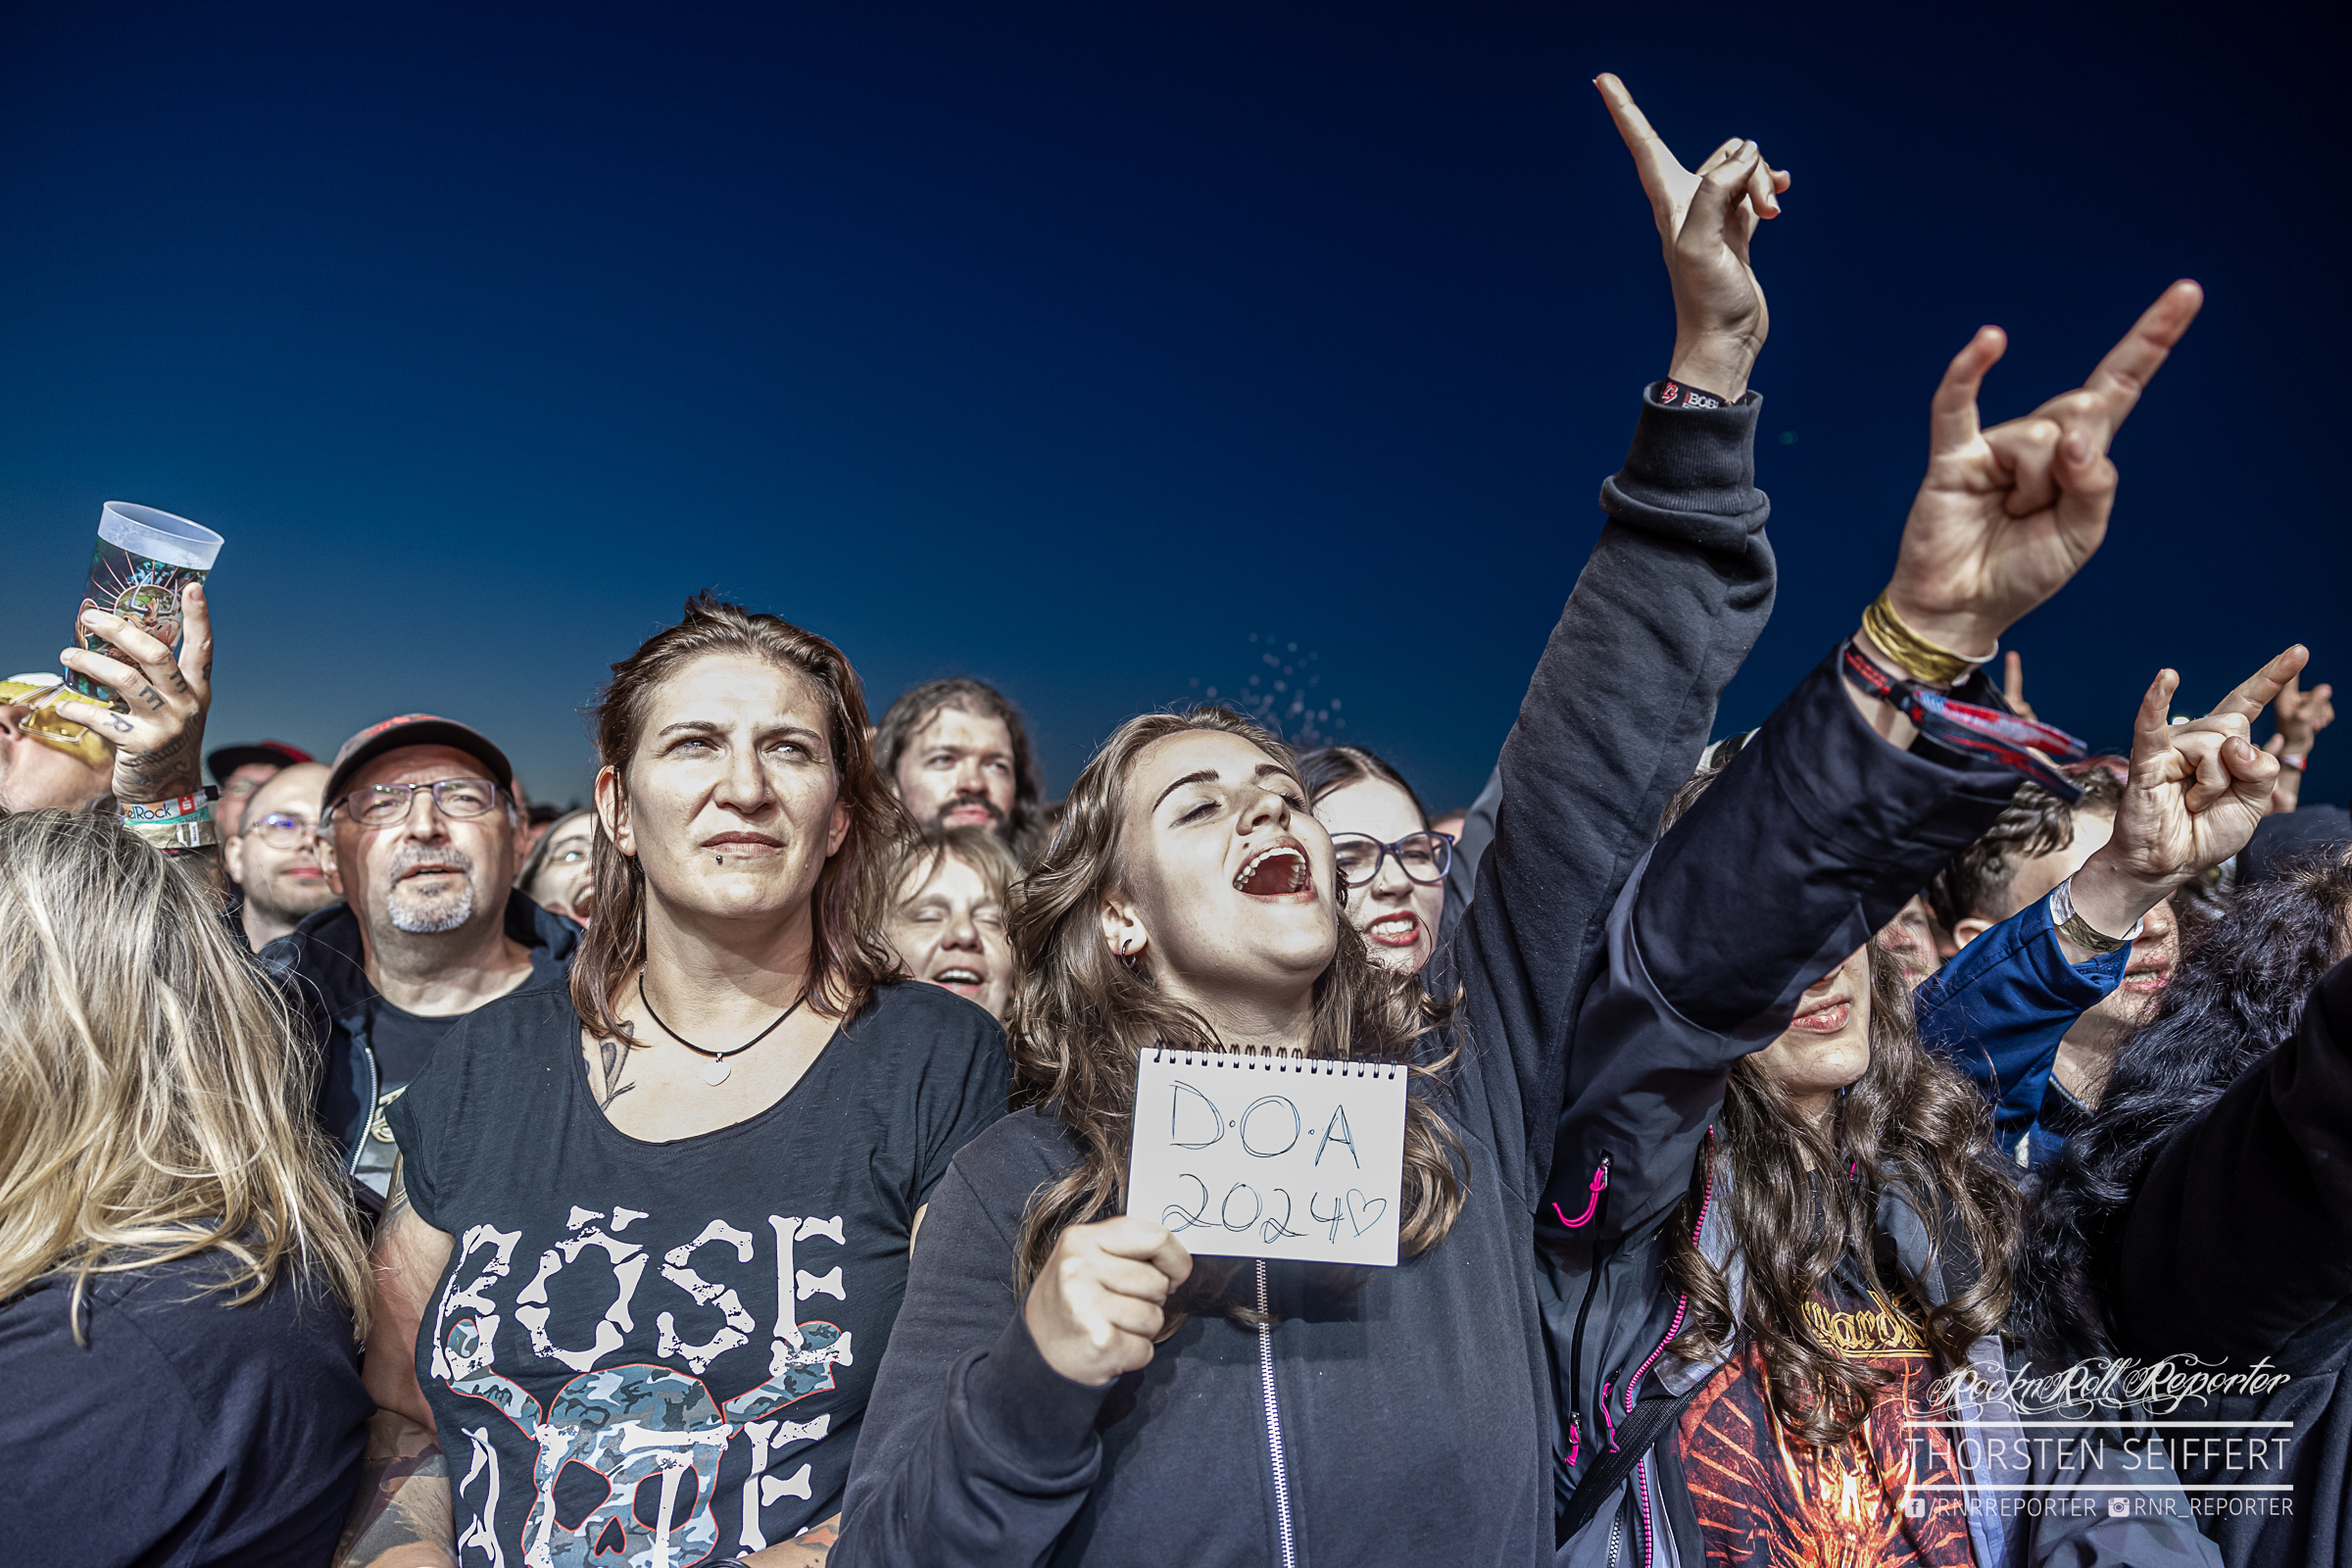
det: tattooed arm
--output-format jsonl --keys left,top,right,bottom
{"left": 333, "top": 1410, "right": 456, "bottom": 1568}
{"left": 743, "top": 1514, "right": 839, "bottom": 1565}
{"left": 368, "top": 1158, "right": 457, "bottom": 1431}
{"left": 52, "top": 581, "right": 226, "bottom": 901}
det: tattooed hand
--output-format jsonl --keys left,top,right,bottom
{"left": 52, "top": 581, "right": 215, "bottom": 806}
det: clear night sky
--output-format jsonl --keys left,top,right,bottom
{"left": 3, "top": 5, "right": 2342, "bottom": 813}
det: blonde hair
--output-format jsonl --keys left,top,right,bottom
{"left": 0, "top": 809, "right": 371, "bottom": 1340}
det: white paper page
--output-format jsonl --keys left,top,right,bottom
{"left": 1126, "top": 1048, "right": 1408, "bottom": 1267}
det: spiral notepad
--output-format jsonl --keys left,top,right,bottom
{"left": 1126, "top": 1048, "right": 1408, "bottom": 1267}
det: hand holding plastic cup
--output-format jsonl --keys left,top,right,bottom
{"left": 68, "top": 503, "right": 223, "bottom": 706}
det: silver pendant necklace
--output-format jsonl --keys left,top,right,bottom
{"left": 637, "top": 972, "right": 807, "bottom": 1086}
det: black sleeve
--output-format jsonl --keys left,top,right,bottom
{"left": 1442, "top": 384, "right": 1777, "bottom": 1205}
{"left": 910, "top": 1004, "right": 1015, "bottom": 1205}
{"left": 835, "top": 1159, "right": 1112, "bottom": 1566}
{"left": 1632, "top": 650, "right": 2026, "bottom": 1037}
{"left": 1542, "top": 650, "right": 2024, "bottom": 1239}
{"left": 2112, "top": 957, "right": 2352, "bottom": 1375}
{"left": 1437, "top": 760, "right": 1502, "bottom": 944}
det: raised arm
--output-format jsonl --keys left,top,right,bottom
{"left": 1445, "top": 75, "right": 1786, "bottom": 1200}
{"left": 1922, "top": 652, "right": 2296, "bottom": 1151}
{"left": 1543, "top": 282, "right": 2208, "bottom": 1238}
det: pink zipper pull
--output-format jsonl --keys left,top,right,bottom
{"left": 1550, "top": 1154, "right": 1609, "bottom": 1230}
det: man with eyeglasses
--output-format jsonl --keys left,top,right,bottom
{"left": 221, "top": 760, "right": 335, "bottom": 949}
{"left": 257, "top": 713, "right": 580, "bottom": 1206}
{"left": 205, "top": 737, "right": 313, "bottom": 840}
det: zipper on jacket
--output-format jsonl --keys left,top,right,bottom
{"left": 1254, "top": 1259, "right": 1298, "bottom": 1568}
{"left": 1567, "top": 1233, "right": 1616, "bottom": 1471}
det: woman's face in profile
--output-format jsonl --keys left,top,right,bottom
{"left": 599, "top": 652, "right": 850, "bottom": 928}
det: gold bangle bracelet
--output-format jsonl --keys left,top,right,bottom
{"left": 1860, "top": 591, "right": 1994, "bottom": 687}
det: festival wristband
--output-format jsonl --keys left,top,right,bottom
{"left": 124, "top": 816, "right": 220, "bottom": 852}
{"left": 120, "top": 786, "right": 220, "bottom": 824}
{"left": 2279, "top": 753, "right": 2309, "bottom": 771}
{"left": 1838, "top": 641, "right": 2088, "bottom": 801}
{"left": 1657, "top": 379, "right": 1728, "bottom": 411}
{"left": 2048, "top": 873, "right": 2142, "bottom": 956}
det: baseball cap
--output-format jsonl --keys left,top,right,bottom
{"left": 207, "top": 739, "right": 315, "bottom": 785}
{"left": 322, "top": 714, "right": 514, "bottom": 818}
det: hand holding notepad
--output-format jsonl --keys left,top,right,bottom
{"left": 1126, "top": 1049, "right": 1408, "bottom": 1267}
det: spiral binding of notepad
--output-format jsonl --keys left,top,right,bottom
{"left": 1146, "top": 1046, "right": 1399, "bottom": 1078}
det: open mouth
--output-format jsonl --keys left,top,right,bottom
{"left": 398, "top": 863, "right": 464, "bottom": 883}
{"left": 1788, "top": 998, "right": 1851, "bottom": 1034}
{"left": 1367, "top": 911, "right": 1421, "bottom": 947}
{"left": 932, "top": 965, "right": 986, "bottom": 995}
{"left": 2121, "top": 965, "right": 2171, "bottom": 995}
{"left": 1234, "top": 844, "right": 1312, "bottom": 899}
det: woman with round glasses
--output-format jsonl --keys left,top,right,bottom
{"left": 1298, "top": 746, "right": 1450, "bottom": 973}
{"left": 516, "top": 805, "right": 597, "bottom": 924}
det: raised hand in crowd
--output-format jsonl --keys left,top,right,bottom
{"left": 1875, "top": 280, "right": 2204, "bottom": 681}
{"left": 51, "top": 582, "right": 215, "bottom": 807}
{"left": 1597, "top": 72, "right": 1788, "bottom": 403}
{"left": 2058, "top": 648, "right": 2301, "bottom": 957}
{"left": 49, "top": 582, "right": 224, "bottom": 897}
{"left": 2262, "top": 665, "right": 2334, "bottom": 811}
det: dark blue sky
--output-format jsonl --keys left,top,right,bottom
{"left": 4, "top": 4, "right": 2342, "bottom": 812}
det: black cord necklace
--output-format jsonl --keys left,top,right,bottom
{"left": 637, "top": 972, "right": 806, "bottom": 1086}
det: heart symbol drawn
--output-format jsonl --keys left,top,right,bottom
{"left": 1344, "top": 1190, "right": 1387, "bottom": 1237}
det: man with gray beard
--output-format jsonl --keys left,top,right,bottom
{"left": 258, "top": 714, "right": 580, "bottom": 1206}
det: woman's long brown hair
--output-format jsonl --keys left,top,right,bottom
{"left": 1663, "top": 946, "right": 2018, "bottom": 1446}
{"left": 571, "top": 593, "right": 910, "bottom": 1036}
{"left": 1007, "top": 708, "right": 1466, "bottom": 1321}
{"left": 1651, "top": 753, "right": 2017, "bottom": 1446}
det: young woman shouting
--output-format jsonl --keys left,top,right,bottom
{"left": 832, "top": 77, "right": 1788, "bottom": 1567}
{"left": 349, "top": 597, "right": 1011, "bottom": 1568}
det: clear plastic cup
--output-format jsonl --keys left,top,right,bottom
{"left": 66, "top": 502, "right": 224, "bottom": 705}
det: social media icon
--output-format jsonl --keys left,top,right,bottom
{"left": 2109, "top": 1497, "right": 2132, "bottom": 1519}
{"left": 1903, "top": 1496, "right": 1927, "bottom": 1519}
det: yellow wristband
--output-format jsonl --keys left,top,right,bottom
{"left": 1860, "top": 591, "right": 1995, "bottom": 687}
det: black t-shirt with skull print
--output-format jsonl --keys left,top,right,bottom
{"left": 387, "top": 975, "right": 1010, "bottom": 1563}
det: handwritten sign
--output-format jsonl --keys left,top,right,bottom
{"left": 1126, "top": 1049, "right": 1408, "bottom": 1267}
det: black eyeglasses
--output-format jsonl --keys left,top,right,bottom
{"left": 243, "top": 810, "right": 319, "bottom": 848}
{"left": 1329, "top": 831, "right": 1454, "bottom": 888}
{"left": 327, "top": 777, "right": 504, "bottom": 828}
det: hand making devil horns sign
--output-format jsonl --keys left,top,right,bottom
{"left": 1596, "top": 73, "right": 1790, "bottom": 404}
{"left": 1885, "top": 281, "right": 2206, "bottom": 661}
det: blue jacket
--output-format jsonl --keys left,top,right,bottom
{"left": 1915, "top": 893, "right": 2127, "bottom": 1168}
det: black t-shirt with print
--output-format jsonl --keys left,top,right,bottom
{"left": 354, "top": 1000, "right": 466, "bottom": 1196}
{"left": 386, "top": 976, "right": 1010, "bottom": 1563}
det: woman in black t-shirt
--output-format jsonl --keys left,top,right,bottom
{"left": 351, "top": 596, "right": 1012, "bottom": 1568}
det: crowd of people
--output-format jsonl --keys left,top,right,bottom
{"left": 2, "top": 74, "right": 2348, "bottom": 1568}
